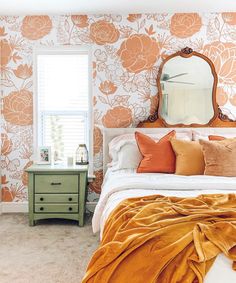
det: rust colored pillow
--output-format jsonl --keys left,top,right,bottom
{"left": 199, "top": 139, "right": 236, "bottom": 177}
{"left": 208, "top": 135, "right": 225, "bottom": 141}
{"left": 170, "top": 139, "right": 205, "bottom": 175}
{"left": 135, "top": 131, "right": 176, "bottom": 173}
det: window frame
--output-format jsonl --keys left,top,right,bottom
{"left": 33, "top": 46, "right": 93, "bottom": 174}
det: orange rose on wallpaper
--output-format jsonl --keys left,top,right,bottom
{"left": 216, "top": 87, "right": 228, "bottom": 106}
{"left": 3, "top": 89, "right": 33, "bottom": 126}
{"left": 71, "top": 15, "right": 89, "bottom": 28}
{"left": 1, "top": 175, "right": 12, "bottom": 202}
{"left": 13, "top": 64, "right": 32, "bottom": 79}
{"left": 117, "top": 34, "right": 159, "bottom": 73}
{"left": 89, "top": 170, "right": 103, "bottom": 193}
{"left": 127, "top": 14, "right": 142, "bottom": 22}
{"left": 102, "top": 106, "right": 132, "bottom": 128}
{"left": 170, "top": 13, "right": 202, "bottom": 38}
{"left": 21, "top": 16, "right": 52, "bottom": 40}
{"left": 99, "top": 80, "right": 117, "bottom": 95}
{"left": 222, "top": 12, "right": 236, "bottom": 25}
{"left": 1, "top": 175, "right": 8, "bottom": 185}
{"left": 1, "top": 133, "right": 13, "bottom": 156}
{"left": 94, "top": 126, "right": 102, "bottom": 154}
{"left": 203, "top": 42, "right": 236, "bottom": 84}
{"left": 2, "top": 187, "right": 14, "bottom": 202}
{"left": 90, "top": 20, "right": 120, "bottom": 45}
{"left": 0, "top": 39, "right": 13, "bottom": 67}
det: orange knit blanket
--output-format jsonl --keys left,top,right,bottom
{"left": 82, "top": 194, "right": 236, "bottom": 283}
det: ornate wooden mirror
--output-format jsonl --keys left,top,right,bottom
{"left": 157, "top": 47, "right": 218, "bottom": 127}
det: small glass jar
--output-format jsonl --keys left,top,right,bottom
{"left": 76, "top": 144, "right": 89, "bottom": 165}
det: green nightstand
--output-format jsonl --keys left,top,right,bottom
{"left": 26, "top": 164, "right": 88, "bottom": 227}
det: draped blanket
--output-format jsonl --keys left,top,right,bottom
{"left": 82, "top": 194, "right": 236, "bottom": 283}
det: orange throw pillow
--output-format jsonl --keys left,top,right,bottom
{"left": 208, "top": 135, "right": 225, "bottom": 141}
{"left": 200, "top": 138, "right": 236, "bottom": 177}
{"left": 135, "top": 131, "right": 176, "bottom": 173}
{"left": 170, "top": 139, "right": 205, "bottom": 176}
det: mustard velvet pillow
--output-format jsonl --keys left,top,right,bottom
{"left": 199, "top": 139, "right": 236, "bottom": 177}
{"left": 170, "top": 139, "right": 205, "bottom": 175}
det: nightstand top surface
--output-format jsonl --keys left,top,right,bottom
{"left": 26, "top": 164, "right": 88, "bottom": 173}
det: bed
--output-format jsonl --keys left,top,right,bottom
{"left": 88, "top": 128, "right": 236, "bottom": 283}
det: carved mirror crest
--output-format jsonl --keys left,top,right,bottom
{"left": 156, "top": 47, "right": 219, "bottom": 127}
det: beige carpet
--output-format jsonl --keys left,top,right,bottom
{"left": 0, "top": 214, "right": 99, "bottom": 283}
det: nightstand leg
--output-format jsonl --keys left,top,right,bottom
{"left": 28, "top": 173, "right": 35, "bottom": 227}
{"left": 29, "top": 219, "right": 35, "bottom": 226}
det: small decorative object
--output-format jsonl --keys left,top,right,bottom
{"left": 67, "top": 156, "right": 74, "bottom": 166}
{"left": 76, "top": 144, "right": 89, "bottom": 165}
{"left": 37, "top": 146, "right": 51, "bottom": 165}
{"left": 54, "top": 150, "right": 63, "bottom": 164}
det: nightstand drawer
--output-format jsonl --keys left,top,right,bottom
{"left": 35, "top": 175, "right": 78, "bottom": 193}
{"left": 35, "top": 194, "right": 78, "bottom": 203}
{"left": 35, "top": 204, "right": 78, "bottom": 213}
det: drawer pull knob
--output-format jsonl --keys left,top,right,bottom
{"left": 68, "top": 207, "right": 73, "bottom": 211}
{"left": 51, "top": 182, "right": 62, "bottom": 186}
{"left": 40, "top": 207, "right": 44, "bottom": 211}
{"left": 68, "top": 197, "right": 72, "bottom": 201}
{"left": 40, "top": 197, "right": 44, "bottom": 201}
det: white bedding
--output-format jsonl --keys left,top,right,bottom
{"left": 92, "top": 169, "right": 236, "bottom": 283}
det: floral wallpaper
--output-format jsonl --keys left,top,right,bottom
{"left": 1, "top": 13, "right": 236, "bottom": 203}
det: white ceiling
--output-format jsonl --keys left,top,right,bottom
{"left": 1, "top": 0, "right": 236, "bottom": 15}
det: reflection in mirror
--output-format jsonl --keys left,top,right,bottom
{"left": 160, "top": 55, "right": 215, "bottom": 125}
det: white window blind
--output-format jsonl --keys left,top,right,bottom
{"left": 36, "top": 51, "right": 89, "bottom": 160}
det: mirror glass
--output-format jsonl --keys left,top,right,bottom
{"left": 159, "top": 55, "right": 215, "bottom": 125}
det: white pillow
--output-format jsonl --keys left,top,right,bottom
{"left": 108, "top": 131, "right": 192, "bottom": 171}
{"left": 109, "top": 143, "right": 142, "bottom": 171}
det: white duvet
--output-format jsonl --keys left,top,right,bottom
{"left": 92, "top": 169, "right": 236, "bottom": 283}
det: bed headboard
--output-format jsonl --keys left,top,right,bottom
{"left": 103, "top": 127, "right": 236, "bottom": 174}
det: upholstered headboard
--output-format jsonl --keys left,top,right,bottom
{"left": 103, "top": 127, "right": 236, "bottom": 174}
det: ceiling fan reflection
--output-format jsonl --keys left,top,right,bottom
{"left": 161, "top": 72, "right": 195, "bottom": 85}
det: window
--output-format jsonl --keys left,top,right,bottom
{"left": 34, "top": 47, "right": 91, "bottom": 164}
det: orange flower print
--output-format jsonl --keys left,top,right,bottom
{"left": 0, "top": 39, "right": 13, "bottom": 67}
{"left": 117, "top": 34, "right": 160, "bottom": 73}
{"left": 216, "top": 87, "right": 228, "bottom": 106}
{"left": 13, "top": 64, "right": 32, "bottom": 79}
{"left": 89, "top": 170, "right": 103, "bottom": 193}
{"left": 170, "top": 13, "right": 202, "bottom": 38}
{"left": 93, "top": 96, "right": 97, "bottom": 106}
{"left": 203, "top": 42, "right": 236, "bottom": 84}
{"left": 102, "top": 106, "right": 133, "bottom": 128}
{"left": 222, "top": 12, "right": 236, "bottom": 25}
{"left": 1, "top": 175, "right": 9, "bottom": 185}
{"left": 2, "top": 187, "right": 14, "bottom": 202}
{"left": 22, "top": 172, "right": 28, "bottom": 186}
{"left": 150, "top": 95, "right": 158, "bottom": 115}
{"left": 21, "top": 16, "right": 52, "bottom": 40}
{"left": 1, "top": 133, "right": 13, "bottom": 156}
{"left": 71, "top": 15, "right": 89, "bottom": 28}
{"left": 0, "top": 26, "right": 7, "bottom": 36}
{"left": 22, "top": 161, "right": 33, "bottom": 186}
{"left": 90, "top": 20, "right": 120, "bottom": 45}
{"left": 127, "top": 14, "right": 142, "bottom": 22}
{"left": 94, "top": 126, "right": 102, "bottom": 154}
{"left": 99, "top": 81, "right": 117, "bottom": 95}
{"left": 21, "top": 161, "right": 33, "bottom": 186}
{"left": 3, "top": 89, "right": 33, "bottom": 126}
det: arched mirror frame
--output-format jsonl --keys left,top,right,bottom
{"left": 157, "top": 47, "right": 218, "bottom": 127}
